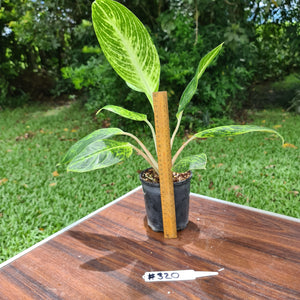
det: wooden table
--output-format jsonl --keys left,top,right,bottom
{"left": 1, "top": 187, "right": 299, "bottom": 299}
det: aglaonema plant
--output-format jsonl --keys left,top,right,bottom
{"left": 60, "top": 0, "right": 283, "bottom": 176}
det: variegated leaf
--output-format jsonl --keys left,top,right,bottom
{"left": 172, "top": 154, "right": 207, "bottom": 173}
{"left": 60, "top": 128, "right": 124, "bottom": 165}
{"left": 126, "top": 82, "right": 144, "bottom": 92}
{"left": 176, "top": 43, "right": 223, "bottom": 119}
{"left": 67, "top": 139, "right": 133, "bottom": 172}
{"left": 194, "top": 125, "right": 284, "bottom": 142}
{"left": 92, "top": 0, "right": 160, "bottom": 106}
{"left": 97, "top": 105, "right": 147, "bottom": 121}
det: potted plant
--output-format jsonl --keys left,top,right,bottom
{"left": 60, "top": 0, "right": 283, "bottom": 232}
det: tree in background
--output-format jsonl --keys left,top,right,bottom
{"left": 0, "top": 0, "right": 94, "bottom": 106}
{"left": 1, "top": 0, "right": 299, "bottom": 124}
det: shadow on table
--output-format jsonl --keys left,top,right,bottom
{"left": 68, "top": 220, "right": 223, "bottom": 298}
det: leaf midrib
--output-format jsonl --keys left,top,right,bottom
{"left": 73, "top": 143, "right": 130, "bottom": 162}
{"left": 98, "top": 1, "right": 153, "bottom": 101}
{"left": 197, "top": 44, "right": 223, "bottom": 80}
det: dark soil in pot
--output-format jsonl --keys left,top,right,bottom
{"left": 139, "top": 168, "right": 192, "bottom": 232}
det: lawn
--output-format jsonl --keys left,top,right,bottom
{"left": 0, "top": 102, "right": 299, "bottom": 263}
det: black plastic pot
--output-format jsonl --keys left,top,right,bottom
{"left": 139, "top": 169, "right": 192, "bottom": 232}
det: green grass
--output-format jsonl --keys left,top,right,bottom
{"left": 184, "top": 110, "right": 300, "bottom": 217}
{"left": 0, "top": 103, "right": 299, "bottom": 263}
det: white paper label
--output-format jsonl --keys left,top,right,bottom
{"left": 143, "top": 270, "right": 218, "bottom": 282}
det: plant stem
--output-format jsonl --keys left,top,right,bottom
{"left": 171, "top": 112, "right": 182, "bottom": 149}
{"left": 172, "top": 135, "right": 197, "bottom": 166}
{"left": 145, "top": 119, "right": 157, "bottom": 153}
{"left": 129, "top": 144, "right": 159, "bottom": 174}
{"left": 122, "top": 131, "right": 158, "bottom": 171}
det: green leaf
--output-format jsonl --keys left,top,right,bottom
{"left": 60, "top": 128, "right": 124, "bottom": 165}
{"left": 194, "top": 125, "right": 284, "bottom": 142}
{"left": 67, "top": 139, "right": 133, "bottom": 172}
{"left": 126, "top": 82, "right": 144, "bottom": 92}
{"left": 97, "top": 105, "right": 147, "bottom": 121}
{"left": 172, "top": 154, "right": 207, "bottom": 173}
{"left": 92, "top": 0, "right": 160, "bottom": 106}
{"left": 176, "top": 43, "right": 224, "bottom": 119}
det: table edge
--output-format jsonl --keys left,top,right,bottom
{"left": 190, "top": 192, "right": 300, "bottom": 223}
{"left": 0, "top": 186, "right": 142, "bottom": 269}
{"left": 1, "top": 186, "right": 299, "bottom": 269}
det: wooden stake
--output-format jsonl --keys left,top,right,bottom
{"left": 153, "top": 91, "right": 177, "bottom": 238}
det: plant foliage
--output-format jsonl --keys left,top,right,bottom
{"left": 61, "top": 0, "right": 283, "bottom": 176}
{"left": 92, "top": 0, "right": 160, "bottom": 106}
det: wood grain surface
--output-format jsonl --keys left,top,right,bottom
{"left": 0, "top": 188, "right": 299, "bottom": 299}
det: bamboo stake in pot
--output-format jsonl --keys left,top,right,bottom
{"left": 153, "top": 91, "right": 177, "bottom": 239}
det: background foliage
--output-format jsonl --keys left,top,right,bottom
{"left": 1, "top": 0, "right": 299, "bottom": 126}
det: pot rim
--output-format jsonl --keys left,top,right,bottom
{"left": 139, "top": 167, "right": 192, "bottom": 187}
